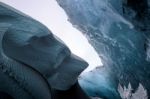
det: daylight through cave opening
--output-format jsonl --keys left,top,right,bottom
{"left": 1, "top": 0, "right": 103, "bottom": 73}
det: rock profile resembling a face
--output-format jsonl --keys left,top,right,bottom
{"left": 0, "top": 2, "right": 89, "bottom": 99}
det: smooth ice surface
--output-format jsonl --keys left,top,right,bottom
{"left": 1, "top": 0, "right": 103, "bottom": 73}
{"left": 79, "top": 67, "right": 119, "bottom": 99}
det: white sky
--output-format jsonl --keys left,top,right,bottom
{"left": 1, "top": 0, "right": 102, "bottom": 73}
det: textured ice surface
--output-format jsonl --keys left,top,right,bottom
{"left": 0, "top": 2, "right": 88, "bottom": 99}
{"left": 1, "top": 0, "right": 102, "bottom": 73}
{"left": 57, "top": 0, "right": 150, "bottom": 98}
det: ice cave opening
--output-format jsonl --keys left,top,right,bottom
{"left": 1, "top": 0, "right": 103, "bottom": 73}
{"left": 1, "top": 0, "right": 150, "bottom": 99}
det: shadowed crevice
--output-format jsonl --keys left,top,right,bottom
{"left": 0, "top": 92, "right": 14, "bottom": 99}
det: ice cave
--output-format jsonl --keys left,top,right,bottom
{"left": 0, "top": 0, "right": 150, "bottom": 99}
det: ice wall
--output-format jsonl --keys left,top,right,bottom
{"left": 56, "top": 0, "right": 150, "bottom": 98}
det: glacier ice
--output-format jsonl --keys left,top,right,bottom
{"left": 56, "top": 0, "right": 150, "bottom": 98}
{"left": 79, "top": 67, "right": 120, "bottom": 99}
{"left": 0, "top": 2, "right": 89, "bottom": 99}
{"left": 118, "top": 83, "right": 148, "bottom": 99}
{"left": 0, "top": 0, "right": 102, "bottom": 74}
